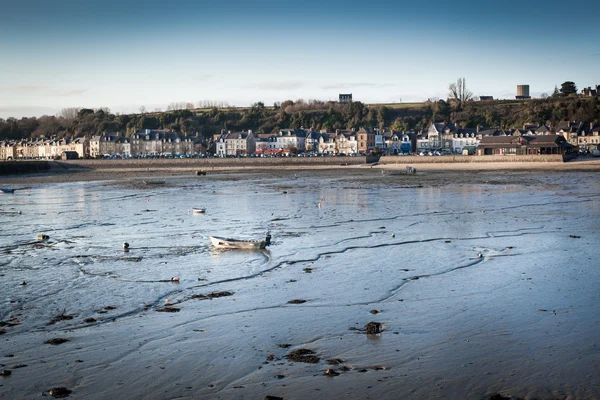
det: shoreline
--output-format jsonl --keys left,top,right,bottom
{"left": 1, "top": 158, "right": 600, "bottom": 185}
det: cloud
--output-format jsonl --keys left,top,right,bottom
{"left": 5, "top": 85, "right": 48, "bottom": 94}
{"left": 320, "top": 82, "right": 397, "bottom": 90}
{"left": 54, "top": 88, "right": 87, "bottom": 97}
{"left": 244, "top": 81, "right": 304, "bottom": 90}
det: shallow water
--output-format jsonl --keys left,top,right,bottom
{"left": 1, "top": 171, "right": 599, "bottom": 399}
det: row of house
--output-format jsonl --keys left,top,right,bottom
{"left": 213, "top": 128, "right": 412, "bottom": 157}
{"left": 2, "top": 121, "right": 597, "bottom": 161}
{"left": 0, "top": 130, "right": 206, "bottom": 161}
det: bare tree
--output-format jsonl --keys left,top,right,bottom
{"left": 540, "top": 93, "right": 549, "bottom": 99}
{"left": 448, "top": 77, "right": 473, "bottom": 108}
{"left": 139, "top": 106, "right": 146, "bottom": 114}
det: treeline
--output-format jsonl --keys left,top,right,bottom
{"left": 1, "top": 96, "right": 599, "bottom": 141}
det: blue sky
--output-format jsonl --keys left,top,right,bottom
{"left": 1, "top": 0, "right": 599, "bottom": 118}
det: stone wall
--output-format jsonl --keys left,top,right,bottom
{"left": 379, "top": 155, "right": 570, "bottom": 164}
{"left": 0, "top": 161, "right": 51, "bottom": 175}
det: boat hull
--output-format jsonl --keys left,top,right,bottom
{"left": 210, "top": 236, "right": 267, "bottom": 250}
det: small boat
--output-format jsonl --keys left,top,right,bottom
{"left": 143, "top": 180, "right": 166, "bottom": 185}
{"left": 0, "top": 189, "right": 15, "bottom": 194}
{"left": 210, "top": 233, "right": 271, "bottom": 250}
{"left": 192, "top": 208, "right": 206, "bottom": 214}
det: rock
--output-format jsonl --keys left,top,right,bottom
{"left": 0, "top": 329, "right": 5, "bottom": 335}
{"left": 44, "top": 338, "right": 70, "bottom": 345}
{"left": 277, "top": 344, "right": 292, "bottom": 348}
{"left": 287, "top": 299, "right": 307, "bottom": 304}
{"left": 569, "top": 235, "right": 581, "bottom": 239}
{"left": 48, "top": 387, "right": 72, "bottom": 398}
{"left": 303, "top": 268, "right": 313, "bottom": 273}
{"left": 365, "top": 322, "right": 382, "bottom": 334}
{"left": 327, "top": 358, "right": 344, "bottom": 365}
{"left": 274, "top": 374, "right": 285, "bottom": 379}
{"left": 0, "top": 369, "right": 11, "bottom": 376}
{"left": 369, "top": 309, "right": 380, "bottom": 314}
{"left": 285, "top": 348, "right": 320, "bottom": 364}
{"left": 324, "top": 368, "right": 339, "bottom": 376}
{"left": 155, "top": 306, "right": 180, "bottom": 312}
{"left": 84, "top": 318, "right": 97, "bottom": 323}
{"left": 339, "top": 366, "right": 351, "bottom": 371}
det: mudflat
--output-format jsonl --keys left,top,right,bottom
{"left": 0, "top": 167, "right": 599, "bottom": 399}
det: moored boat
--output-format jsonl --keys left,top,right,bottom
{"left": 210, "top": 233, "right": 271, "bottom": 250}
{"left": 0, "top": 189, "right": 15, "bottom": 194}
{"left": 193, "top": 208, "right": 206, "bottom": 214}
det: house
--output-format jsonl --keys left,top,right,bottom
{"left": 452, "top": 128, "right": 480, "bottom": 154}
{"left": 427, "top": 122, "right": 457, "bottom": 150}
{"left": 556, "top": 121, "right": 582, "bottom": 147}
{"left": 476, "top": 135, "right": 574, "bottom": 156}
{"left": 276, "top": 129, "right": 307, "bottom": 153}
{"left": 580, "top": 85, "right": 599, "bottom": 97}
{"left": 356, "top": 127, "right": 375, "bottom": 154}
{"left": 339, "top": 93, "right": 352, "bottom": 103}
{"left": 577, "top": 123, "right": 600, "bottom": 151}
{"left": 479, "top": 96, "right": 494, "bottom": 101}
{"left": 335, "top": 131, "right": 358, "bottom": 155}
{"left": 0, "top": 140, "right": 16, "bottom": 160}
{"left": 216, "top": 130, "right": 256, "bottom": 156}
{"left": 61, "top": 151, "right": 79, "bottom": 160}
{"left": 316, "top": 133, "right": 335, "bottom": 154}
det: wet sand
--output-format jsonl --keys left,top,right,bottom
{"left": 0, "top": 157, "right": 599, "bottom": 186}
{"left": 1, "top": 166, "right": 599, "bottom": 399}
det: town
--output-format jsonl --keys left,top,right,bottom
{"left": 1, "top": 120, "right": 597, "bottom": 161}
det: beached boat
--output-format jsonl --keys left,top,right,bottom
{"left": 210, "top": 233, "right": 271, "bottom": 250}
{"left": 0, "top": 189, "right": 15, "bottom": 194}
{"left": 192, "top": 208, "right": 206, "bottom": 214}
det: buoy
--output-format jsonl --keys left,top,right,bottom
{"left": 392, "top": 234, "right": 395, "bottom": 238}
{"left": 171, "top": 276, "right": 180, "bottom": 282}
{"left": 477, "top": 253, "right": 483, "bottom": 258}
{"left": 123, "top": 242, "right": 130, "bottom": 250}
{"left": 317, "top": 202, "right": 322, "bottom": 208}
{"left": 37, "top": 234, "right": 49, "bottom": 240}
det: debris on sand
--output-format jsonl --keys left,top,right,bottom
{"left": 487, "top": 394, "right": 522, "bottom": 400}
{"left": 569, "top": 235, "right": 581, "bottom": 239}
{"left": 287, "top": 299, "right": 307, "bottom": 304}
{"left": 191, "top": 291, "right": 233, "bottom": 300}
{"left": 48, "top": 387, "right": 72, "bottom": 398}
{"left": 365, "top": 322, "right": 382, "bottom": 334}
{"left": 0, "top": 369, "right": 11, "bottom": 376}
{"left": 285, "top": 348, "right": 320, "bottom": 364}
{"left": 327, "top": 358, "right": 344, "bottom": 365}
{"left": 44, "top": 338, "right": 70, "bottom": 345}
{"left": 324, "top": 368, "right": 339, "bottom": 376}
{"left": 156, "top": 306, "right": 181, "bottom": 313}
{"left": 303, "top": 268, "right": 313, "bottom": 273}
{"left": 48, "top": 310, "right": 74, "bottom": 325}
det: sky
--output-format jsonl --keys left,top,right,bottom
{"left": 1, "top": 0, "right": 599, "bottom": 118}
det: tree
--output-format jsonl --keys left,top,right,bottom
{"left": 560, "top": 81, "right": 577, "bottom": 97}
{"left": 552, "top": 86, "right": 560, "bottom": 98}
{"left": 448, "top": 77, "right": 473, "bottom": 109}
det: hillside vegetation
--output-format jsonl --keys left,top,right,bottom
{"left": 1, "top": 96, "right": 599, "bottom": 141}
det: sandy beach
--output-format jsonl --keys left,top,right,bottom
{"left": 1, "top": 163, "right": 599, "bottom": 400}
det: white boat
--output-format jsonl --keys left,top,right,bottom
{"left": 192, "top": 208, "right": 206, "bottom": 214}
{"left": 210, "top": 233, "right": 271, "bottom": 250}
